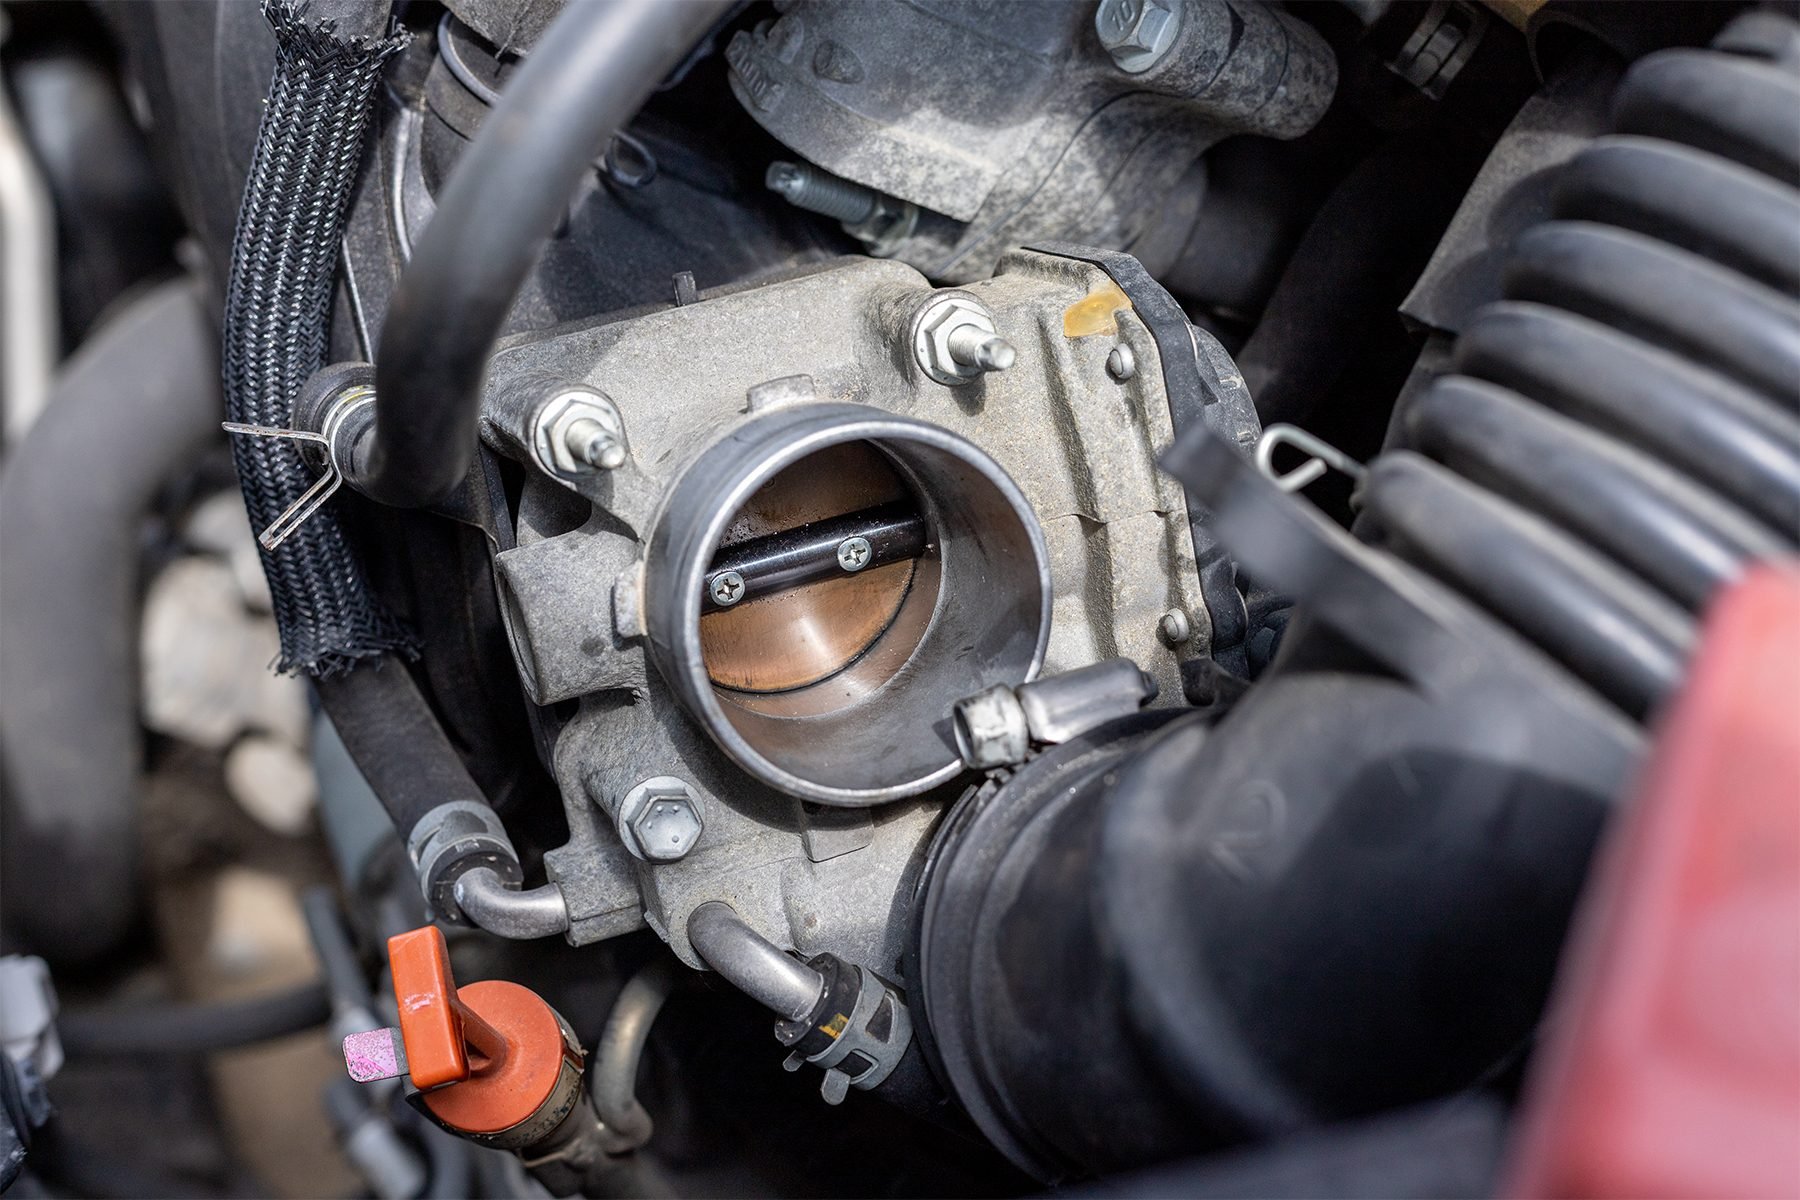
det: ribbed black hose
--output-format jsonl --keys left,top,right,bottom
{"left": 1612, "top": 48, "right": 1800, "bottom": 187}
{"left": 1402, "top": 377, "right": 1788, "bottom": 612}
{"left": 1363, "top": 454, "right": 1693, "bottom": 720}
{"left": 1505, "top": 221, "right": 1800, "bottom": 408}
{"left": 1555, "top": 137, "right": 1800, "bottom": 296}
{"left": 353, "top": 0, "right": 732, "bottom": 508}
{"left": 1453, "top": 305, "right": 1800, "bottom": 535}
{"left": 222, "top": 1, "right": 414, "bottom": 675}
{"left": 1373, "top": 12, "right": 1800, "bottom": 716}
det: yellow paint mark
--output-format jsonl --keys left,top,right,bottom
{"left": 1062, "top": 279, "right": 1132, "bottom": 339}
{"left": 821, "top": 1013, "right": 849, "bottom": 1039}
{"left": 1482, "top": 0, "right": 1546, "bottom": 31}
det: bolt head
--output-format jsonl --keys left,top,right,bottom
{"left": 709, "top": 570, "right": 746, "bottom": 606}
{"left": 1158, "top": 608, "right": 1192, "bottom": 645}
{"left": 633, "top": 796, "right": 704, "bottom": 862}
{"left": 765, "top": 161, "right": 805, "bottom": 200}
{"left": 534, "top": 387, "right": 627, "bottom": 478}
{"left": 1095, "top": 0, "right": 1181, "bottom": 74}
{"left": 913, "top": 293, "right": 1001, "bottom": 386}
{"left": 837, "top": 536, "right": 872, "bottom": 572}
{"left": 618, "top": 777, "right": 705, "bottom": 863}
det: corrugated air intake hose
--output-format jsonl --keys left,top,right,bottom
{"left": 1367, "top": 10, "right": 1800, "bottom": 722}
{"left": 222, "top": 0, "right": 413, "bottom": 676}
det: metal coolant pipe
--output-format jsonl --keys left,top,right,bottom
{"left": 686, "top": 903, "right": 823, "bottom": 1022}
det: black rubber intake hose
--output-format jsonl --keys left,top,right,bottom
{"left": 1373, "top": 12, "right": 1800, "bottom": 720}
{"left": 356, "top": 0, "right": 732, "bottom": 509}
{"left": 1451, "top": 304, "right": 1800, "bottom": 535}
{"left": 1554, "top": 137, "right": 1800, "bottom": 296}
{"left": 1402, "top": 376, "right": 1789, "bottom": 614}
{"left": 223, "top": 0, "right": 413, "bottom": 676}
{"left": 1612, "top": 46, "right": 1800, "bottom": 187}
{"left": 0, "top": 280, "right": 219, "bottom": 966}
{"left": 1504, "top": 221, "right": 1800, "bottom": 407}
{"left": 1361, "top": 454, "right": 1694, "bottom": 720}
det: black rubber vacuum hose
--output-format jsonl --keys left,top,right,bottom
{"left": 59, "top": 981, "right": 330, "bottom": 1057}
{"left": 354, "top": 0, "right": 732, "bottom": 508}
{"left": 314, "top": 655, "right": 491, "bottom": 843}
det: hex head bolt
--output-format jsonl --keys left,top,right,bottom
{"left": 1095, "top": 0, "right": 1181, "bottom": 74}
{"left": 617, "top": 777, "right": 705, "bottom": 863}
{"left": 913, "top": 294, "right": 1016, "bottom": 386}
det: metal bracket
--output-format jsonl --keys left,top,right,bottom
{"left": 220, "top": 422, "right": 342, "bottom": 551}
{"left": 221, "top": 385, "right": 373, "bottom": 551}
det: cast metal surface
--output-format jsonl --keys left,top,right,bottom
{"left": 483, "top": 248, "right": 1248, "bottom": 972}
{"left": 727, "top": 0, "right": 1336, "bottom": 281}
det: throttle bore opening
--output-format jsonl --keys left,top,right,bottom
{"left": 699, "top": 442, "right": 935, "bottom": 698}
{"left": 651, "top": 406, "right": 1049, "bottom": 804}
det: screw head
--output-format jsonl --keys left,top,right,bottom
{"left": 1106, "top": 344, "right": 1137, "bottom": 381}
{"left": 709, "top": 570, "right": 746, "bottom": 607}
{"left": 837, "top": 536, "right": 872, "bottom": 572}
{"left": 618, "top": 777, "right": 705, "bottom": 863}
{"left": 1095, "top": 0, "right": 1181, "bottom": 74}
{"left": 1158, "top": 608, "right": 1192, "bottom": 645}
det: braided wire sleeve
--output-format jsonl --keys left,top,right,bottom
{"left": 223, "top": 1, "right": 415, "bottom": 675}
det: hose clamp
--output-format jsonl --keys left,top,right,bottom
{"left": 406, "top": 800, "right": 524, "bottom": 923}
{"left": 220, "top": 373, "right": 378, "bottom": 552}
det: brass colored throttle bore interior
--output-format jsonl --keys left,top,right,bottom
{"left": 699, "top": 442, "right": 934, "bottom": 695}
